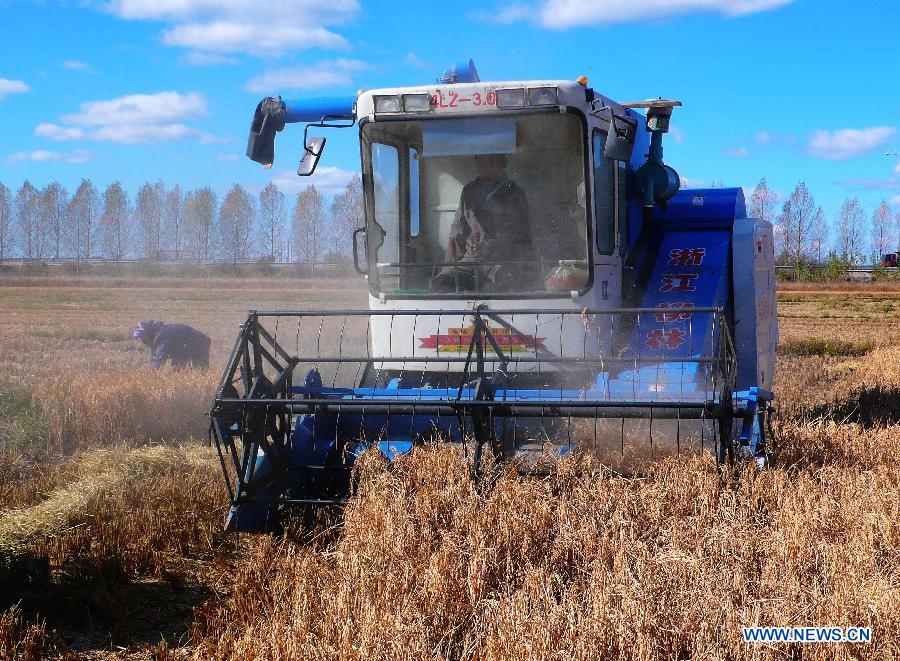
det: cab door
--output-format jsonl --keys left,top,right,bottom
{"left": 590, "top": 128, "right": 626, "bottom": 309}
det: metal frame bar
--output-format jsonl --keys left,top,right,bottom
{"left": 210, "top": 305, "right": 738, "bottom": 516}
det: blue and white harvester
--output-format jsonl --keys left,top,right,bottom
{"left": 211, "top": 60, "right": 777, "bottom": 532}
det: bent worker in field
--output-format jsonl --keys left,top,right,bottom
{"left": 134, "top": 320, "right": 211, "bottom": 370}
{"left": 431, "top": 153, "right": 533, "bottom": 292}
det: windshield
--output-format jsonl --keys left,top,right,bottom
{"left": 362, "top": 112, "right": 590, "bottom": 296}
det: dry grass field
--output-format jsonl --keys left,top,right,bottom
{"left": 0, "top": 276, "right": 897, "bottom": 660}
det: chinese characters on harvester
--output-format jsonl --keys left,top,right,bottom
{"left": 646, "top": 247, "right": 706, "bottom": 351}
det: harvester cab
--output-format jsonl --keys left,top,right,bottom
{"left": 212, "top": 60, "right": 778, "bottom": 533}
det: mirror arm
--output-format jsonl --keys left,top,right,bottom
{"left": 297, "top": 114, "right": 357, "bottom": 177}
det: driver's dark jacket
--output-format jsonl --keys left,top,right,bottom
{"left": 445, "top": 176, "right": 531, "bottom": 265}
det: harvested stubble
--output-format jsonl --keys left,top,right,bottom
{"left": 0, "top": 446, "right": 219, "bottom": 562}
{"left": 35, "top": 368, "right": 217, "bottom": 453}
{"left": 193, "top": 428, "right": 899, "bottom": 661}
{"left": 0, "top": 605, "right": 45, "bottom": 661}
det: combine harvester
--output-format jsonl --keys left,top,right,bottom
{"left": 211, "top": 60, "right": 777, "bottom": 532}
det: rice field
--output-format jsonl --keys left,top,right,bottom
{"left": 0, "top": 276, "right": 897, "bottom": 660}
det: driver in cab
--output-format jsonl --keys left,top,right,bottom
{"left": 431, "top": 153, "right": 533, "bottom": 292}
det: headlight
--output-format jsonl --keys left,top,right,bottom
{"left": 374, "top": 95, "right": 402, "bottom": 113}
{"left": 402, "top": 94, "right": 431, "bottom": 112}
{"left": 527, "top": 87, "right": 558, "bottom": 106}
{"left": 496, "top": 88, "right": 525, "bottom": 108}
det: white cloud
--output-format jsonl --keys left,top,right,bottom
{"left": 163, "top": 23, "right": 347, "bottom": 55}
{"left": 894, "top": 161, "right": 900, "bottom": 176}
{"left": 669, "top": 126, "right": 684, "bottom": 145}
{"left": 272, "top": 166, "right": 357, "bottom": 196}
{"left": 61, "top": 91, "right": 207, "bottom": 126}
{"left": 62, "top": 60, "right": 96, "bottom": 73}
{"left": 103, "top": 0, "right": 359, "bottom": 57}
{"left": 7, "top": 149, "right": 94, "bottom": 165}
{"left": 246, "top": 59, "right": 368, "bottom": 93}
{"left": 35, "top": 123, "right": 85, "bottom": 141}
{"left": 218, "top": 153, "right": 239, "bottom": 161}
{"left": 891, "top": 194, "right": 900, "bottom": 206}
{"left": 91, "top": 123, "right": 219, "bottom": 144}
{"left": 477, "top": 0, "right": 792, "bottom": 28}
{"left": 474, "top": 3, "right": 532, "bottom": 23}
{"left": 807, "top": 127, "right": 897, "bottom": 161}
{"left": 838, "top": 177, "right": 900, "bottom": 191}
{"left": 182, "top": 51, "right": 239, "bottom": 66}
{"left": 36, "top": 91, "right": 221, "bottom": 144}
{"left": 403, "top": 53, "right": 431, "bottom": 71}
{"left": 754, "top": 130, "right": 797, "bottom": 146}
{"left": 0, "top": 78, "right": 30, "bottom": 100}
{"left": 724, "top": 147, "right": 750, "bottom": 158}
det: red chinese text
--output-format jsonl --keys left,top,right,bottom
{"left": 646, "top": 328, "right": 687, "bottom": 350}
{"left": 654, "top": 302, "right": 695, "bottom": 322}
{"left": 668, "top": 247, "right": 706, "bottom": 266}
{"left": 659, "top": 273, "right": 699, "bottom": 293}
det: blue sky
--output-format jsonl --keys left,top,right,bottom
{"left": 2, "top": 0, "right": 898, "bottom": 228}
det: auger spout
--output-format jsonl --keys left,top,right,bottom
{"left": 246, "top": 96, "right": 355, "bottom": 167}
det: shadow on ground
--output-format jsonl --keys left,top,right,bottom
{"left": 805, "top": 384, "right": 900, "bottom": 427}
{"left": 1, "top": 551, "right": 212, "bottom": 655}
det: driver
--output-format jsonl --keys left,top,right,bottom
{"left": 432, "top": 153, "right": 532, "bottom": 291}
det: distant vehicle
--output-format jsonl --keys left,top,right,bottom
{"left": 880, "top": 253, "right": 898, "bottom": 268}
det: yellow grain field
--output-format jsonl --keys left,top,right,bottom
{"left": 0, "top": 276, "right": 897, "bottom": 660}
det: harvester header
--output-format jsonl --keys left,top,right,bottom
{"left": 215, "top": 59, "right": 777, "bottom": 533}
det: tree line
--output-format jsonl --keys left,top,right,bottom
{"left": 748, "top": 178, "right": 900, "bottom": 269}
{"left": 0, "top": 176, "right": 363, "bottom": 266}
{"left": 2, "top": 175, "right": 896, "bottom": 270}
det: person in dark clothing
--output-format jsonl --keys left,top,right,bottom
{"left": 134, "top": 320, "right": 211, "bottom": 370}
{"left": 431, "top": 153, "right": 532, "bottom": 292}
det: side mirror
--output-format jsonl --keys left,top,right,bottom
{"left": 604, "top": 113, "right": 637, "bottom": 162}
{"left": 298, "top": 136, "right": 326, "bottom": 176}
{"left": 352, "top": 227, "right": 368, "bottom": 274}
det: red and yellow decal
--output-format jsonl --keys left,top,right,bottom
{"left": 418, "top": 324, "right": 545, "bottom": 353}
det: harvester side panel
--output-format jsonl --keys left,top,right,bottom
{"left": 732, "top": 218, "right": 777, "bottom": 392}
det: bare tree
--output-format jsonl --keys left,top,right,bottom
{"left": 836, "top": 197, "right": 866, "bottom": 264}
{"left": 101, "top": 181, "right": 130, "bottom": 269}
{"left": 809, "top": 206, "right": 828, "bottom": 264}
{"left": 749, "top": 177, "right": 779, "bottom": 224}
{"left": 258, "top": 182, "right": 286, "bottom": 261}
{"left": 871, "top": 199, "right": 893, "bottom": 261}
{"left": 0, "top": 183, "right": 11, "bottom": 261}
{"left": 136, "top": 181, "right": 164, "bottom": 261}
{"left": 777, "top": 182, "right": 817, "bottom": 276}
{"left": 185, "top": 186, "right": 216, "bottom": 260}
{"left": 15, "top": 181, "right": 42, "bottom": 259}
{"left": 329, "top": 173, "right": 363, "bottom": 257}
{"left": 164, "top": 185, "right": 184, "bottom": 259}
{"left": 68, "top": 179, "right": 100, "bottom": 269}
{"left": 219, "top": 184, "right": 255, "bottom": 265}
{"left": 41, "top": 182, "right": 68, "bottom": 259}
{"left": 291, "top": 185, "right": 324, "bottom": 268}
{"left": 896, "top": 208, "right": 900, "bottom": 253}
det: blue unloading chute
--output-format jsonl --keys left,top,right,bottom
{"left": 246, "top": 96, "right": 355, "bottom": 167}
{"left": 607, "top": 188, "right": 742, "bottom": 405}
